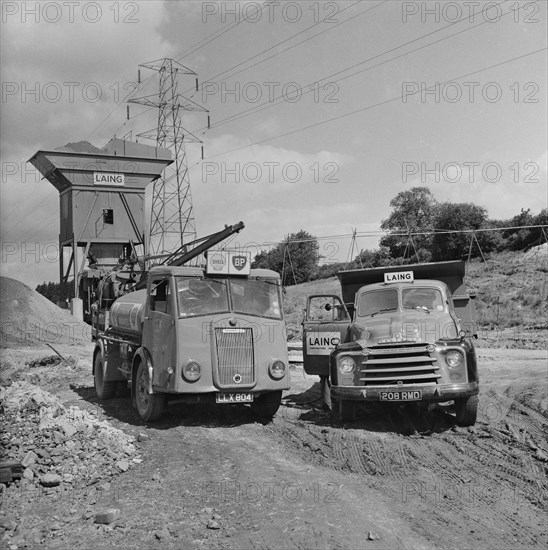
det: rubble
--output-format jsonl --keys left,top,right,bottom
{"left": 94, "top": 509, "right": 121, "bottom": 524}
{"left": 27, "top": 356, "right": 62, "bottom": 368}
{"left": 40, "top": 473, "right": 62, "bottom": 487}
{"left": 0, "top": 381, "right": 139, "bottom": 491}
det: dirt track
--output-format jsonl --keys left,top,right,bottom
{"left": 1, "top": 344, "right": 547, "bottom": 549}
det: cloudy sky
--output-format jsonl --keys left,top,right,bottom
{"left": 1, "top": 0, "right": 546, "bottom": 287}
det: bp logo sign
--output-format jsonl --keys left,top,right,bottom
{"left": 232, "top": 255, "right": 247, "bottom": 271}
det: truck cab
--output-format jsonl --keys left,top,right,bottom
{"left": 302, "top": 261, "right": 479, "bottom": 425}
{"left": 93, "top": 254, "right": 290, "bottom": 421}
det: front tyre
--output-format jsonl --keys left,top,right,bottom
{"left": 94, "top": 352, "right": 116, "bottom": 400}
{"left": 250, "top": 391, "right": 282, "bottom": 420}
{"left": 455, "top": 394, "right": 478, "bottom": 427}
{"left": 135, "top": 360, "right": 165, "bottom": 422}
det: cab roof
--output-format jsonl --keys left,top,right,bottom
{"left": 338, "top": 260, "right": 467, "bottom": 305}
{"left": 148, "top": 265, "right": 280, "bottom": 279}
{"left": 356, "top": 279, "right": 449, "bottom": 293}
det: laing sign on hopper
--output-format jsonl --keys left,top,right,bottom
{"left": 93, "top": 172, "right": 125, "bottom": 186}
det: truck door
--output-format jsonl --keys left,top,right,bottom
{"left": 142, "top": 277, "right": 176, "bottom": 383}
{"left": 302, "top": 295, "right": 350, "bottom": 376}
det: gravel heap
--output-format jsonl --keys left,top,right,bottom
{"left": 0, "top": 276, "right": 91, "bottom": 347}
{"left": 0, "top": 381, "right": 139, "bottom": 489}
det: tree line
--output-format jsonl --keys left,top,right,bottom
{"left": 251, "top": 188, "right": 547, "bottom": 285}
{"left": 35, "top": 281, "right": 74, "bottom": 304}
{"left": 36, "top": 188, "right": 547, "bottom": 302}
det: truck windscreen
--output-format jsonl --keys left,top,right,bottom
{"left": 229, "top": 279, "right": 282, "bottom": 319}
{"left": 177, "top": 278, "right": 230, "bottom": 317}
{"left": 402, "top": 288, "right": 444, "bottom": 311}
{"left": 357, "top": 289, "right": 398, "bottom": 317}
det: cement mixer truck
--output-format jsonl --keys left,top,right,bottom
{"left": 92, "top": 223, "right": 290, "bottom": 421}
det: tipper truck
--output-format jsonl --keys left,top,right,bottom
{"left": 302, "top": 260, "right": 479, "bottom": 425}
{"left": 92, "top": 223, "right": 290, "bottom": 421}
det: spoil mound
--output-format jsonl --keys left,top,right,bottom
{"left": 0, "top": 277, "right": 90, "bottom": 347}
{"left": 56, "top": 140, "right": 103, "bottom": 154}
{"left": 0, "top": 381, "right": 139, "bottom": 488}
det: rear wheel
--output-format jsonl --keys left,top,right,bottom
{"left": 94, "top": 352, "right": 116, "bottom": 400}
{"left": 455, "top": 394, "right": 478, "bottom": 427}
{"left": 135, "top": 360, "right": 165, "bottom": 422}
{"left": 338, "top": 399, "right": 355, "bottom": 422}
{"left": 250, "top": 391, "right": 282, "bottom": 420}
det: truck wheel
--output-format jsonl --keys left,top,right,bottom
{"left": 338, "top": 399, "right": 355, "bottom": 422}
{"left": 455, "top": 394, "right": 478, "bottom": 427}
{"left": 250, "top": 391, "right": 282, "bottom": 420}
{"left": 135, "top": 360, "right": 165, "bottom": 422}
{"left": 94, "top": 353, "right": 116, "bottom": 400}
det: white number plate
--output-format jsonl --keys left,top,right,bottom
{"left": 216, "top": 393, "right": 253, "bottom": 404}
{"left": 379, "top": 390, "right": 422, "bottom": 401}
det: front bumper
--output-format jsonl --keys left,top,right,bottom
{"left": 331, "top": 381, "right": 479, "bottom": 402}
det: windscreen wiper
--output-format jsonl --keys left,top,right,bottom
{"left": 369, "top": 308, "right": 396, "bottom": 317}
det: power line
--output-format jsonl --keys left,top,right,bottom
{"left": 258, "top": 225, "right": 548, "bottom": 246}
{"left": 17, "top": 212, "right": 58, "bottom": 244}
{"left": 3, "top": 193, "right": 56, "bottom": 234}
{"left": 87, "top": 1, "right": 378, "bottom": 142}
{"left": 185, "top": 0, "right": 377, "bottom": 91}
{"left": 196, "top": 0, "right": 514, "bottom": 133}
{"left": 86, "top": 3, "right": 267, "bottom": 141}
{"left": 203, "top": 46, "right": 547, "bottom": 160}
{"left": 176, "top": 3, "right": 268, "bottom": 61}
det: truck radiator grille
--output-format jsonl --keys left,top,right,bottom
{"left": 215, "top": 328, "right": 255, "bottom": 387}
{"left": 359, "top": 343, "right": 440, "bottom": 386}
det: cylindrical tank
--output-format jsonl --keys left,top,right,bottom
{"left": 109, "top": 289, "right": 147, "bottom": 335}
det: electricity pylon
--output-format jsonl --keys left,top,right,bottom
{"left": 129, "top": 58, "right": 209, "bottom": 257}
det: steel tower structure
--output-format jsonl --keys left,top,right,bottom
{"left": 129, "top": 58, "right": 208, "bottom": 257}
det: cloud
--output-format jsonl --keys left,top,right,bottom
{"left": 0, "top": 1, "right": 171, "bottom": 159}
